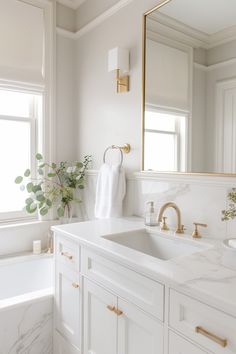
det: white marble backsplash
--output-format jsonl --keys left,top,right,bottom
{"left": 82, "top": 171, "right": 236, "bottom": 240}
{"left": 0, "top": 297, "right": 53, "bottom": 354}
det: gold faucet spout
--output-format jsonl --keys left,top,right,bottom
{"left": 157, "top": 202, "right": 184, "bottom": 234}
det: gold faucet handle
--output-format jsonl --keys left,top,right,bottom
{"left": 161, "top": 216, "right": 169, "bottom": 231}
{"left": 176, "top": 224, "right": 185, "bottom": 234}
{"left": 192, "top": 222, "right": 208, "bottom": 239}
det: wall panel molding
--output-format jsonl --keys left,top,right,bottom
{"left": 86, "top": 170, "right": 236, "bottom": 187}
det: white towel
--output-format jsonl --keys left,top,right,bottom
{"left": 95, "top": 163, "right": 126, "bottom": 219}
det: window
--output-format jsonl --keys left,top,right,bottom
{"left": 144, "top": 108, "right": 187, "bottom": 172}
{"left": 0, "top": 88, "right": 43, "bottom": 221}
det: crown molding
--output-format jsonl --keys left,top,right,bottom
{"left": 56, "top": 0, "right": 134, "bottom": 39}
{"left": 148, "top": 12, "right": 236, "bottom": 49}
{"left": 194, "top": 58, "right": 236, "bottom": 72}
{"left": 56, "top": 0, "right": 86, "bottom": 10}
{"left": 56, "top": 27, "right": 76, "bottom": 39}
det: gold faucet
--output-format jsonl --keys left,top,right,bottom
{"left": 157, "top": 202, "right": 184, "bottom": 234}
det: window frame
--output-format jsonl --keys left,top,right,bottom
{"left": 0, "top": 0, "right": 55, "bottom": 224}
{"left": 0, "top": 84, "right": 43, "bottom": 222}
{"left": 144, "top": 105, "right": 188, "bottom": 172}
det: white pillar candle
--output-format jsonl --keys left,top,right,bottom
{"left": 33, "top": 240, "right": 41, "bottom": 254}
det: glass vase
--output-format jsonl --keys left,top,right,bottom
{"left": 60, "top": 203, "right": 72, "bottom": 224}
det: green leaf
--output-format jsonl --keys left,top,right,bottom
{"left": 38, "top": 201, "right": 44, "bottom": 209}
{"left": 32, "top": 185, "right": 42, "bottom": 193}
{"left": 76, "top": 162, "right": 83, "bottom": 169}
{"left": 36, "top": 153, "right": 43, "bottom": 160}
{"left": 26, "top": 182, "right": 33, "bottom": 193}
{"left": 57, "top": 206, "right": 65, "bottom": 217}
{"left": 24, "top": 169, "right": 30, "bottom": 177}
{"left": 78, "top": 185, "right": 84, "bottom": 189}
{"left": 48, "top": 173, "right": 56, "bottom": 178}
{"left": 46, "top": 199, "right": 52, "bottom": 207}
{"left": 39, "top": 163, "right": 46, "bottom": 168}
{"left": 25, "top": 197, "right": 33, "bottom": 205}
{"left": 51, "top": 163, "right": 57, "bottom": 169}
{"left": 39, "top": 207, "right": 48, "bottom": 216}
{"left": 38, "top": 168, "right": 44, "bottom": 175}
{"left": 36, "top": 194, "right": 45, "bottom": 202}
{"left": 26, "top": 203, "right": 37, "bottom": 214}
{"left": 15, "top": 176, "right": 23, "bottom": 184}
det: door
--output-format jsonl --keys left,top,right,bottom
{"left": 55, "top": 262, "right": 81, "bottom": 349}
{"left": 117, "top": 298, "right": 164, "bottom": 354}
{"left": 83, "top": 278, "right": 117, "bottom": 354}
{"left": 216, "top": 79, "right": 236, "bottom": 172}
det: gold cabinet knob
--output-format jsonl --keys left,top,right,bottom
{"left": 72, "top": 282, "right": 80, "bottom": 288}
{"left": 192, "top": 222, "right": 208, "bottom": 239}
{"left": 107, "top": 305, "right": 115, "bottom": 312}
{"left": 114, "top": 308, "right": 123, "bottom": 316}
{"left": 61, "top": 251, "right": 73, "bottom": 260}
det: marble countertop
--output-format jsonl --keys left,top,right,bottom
{"left": 52, "top": 217, "right": 236, "bottom": 317}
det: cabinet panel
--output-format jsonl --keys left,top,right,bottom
{"left": 169, "top": 290, "right": 236, "bottom": 354}
{"left": 55, "top": 262, "right": 81, "bottom": 349}
{"left": 82, "top": 248, "right": 164, "bottom": 320}
{"left": 55, "top": 234, "right": 80, "bottom": 271}
{"left": 83, "top": 278, "right": 117, "bottom": 354}
{"left": 169, "top": 331, "right": 207, "bottom": 354}
{"left": 117, "top": 298, "right": 164, "bottom": 354}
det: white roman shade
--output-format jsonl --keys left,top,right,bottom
{"left": 0, "top": 0, "right": 44, "bottom": 84}
{"left": 146, "top": 39, "right": 189, "bottom": 111}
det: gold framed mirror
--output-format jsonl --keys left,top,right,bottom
{"left": 142, "top": 0, "right": 236, "bottom": 176}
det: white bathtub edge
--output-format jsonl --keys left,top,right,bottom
{"left": 0, "top": 287, "right": 53, "bottom": 312}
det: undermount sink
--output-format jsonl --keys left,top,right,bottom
{"left": 103, "top": 229, "right": 209, "bottom": 261}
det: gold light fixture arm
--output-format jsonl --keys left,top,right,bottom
{"left": 116, "top": 69, "right": 129, "bottom": 93}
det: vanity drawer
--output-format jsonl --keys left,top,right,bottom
{"left": 169, "top": 331, "right": 208, "bottom": 354}
{"left": 55, "top": 235, "right": 80, "bottom": 271}
{"left": 81, "top": 248, "right": 164, "bottom": 321}
{"left": 169, "top": 290, "right": 236, "bottom": 354}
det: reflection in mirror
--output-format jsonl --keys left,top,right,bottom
{"left": 143, "top": 0, "right": 236, "bottom": 174}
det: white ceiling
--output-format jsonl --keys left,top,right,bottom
{"left": 57, "top": 0, "right": 86, "bottom": 10}
{"left": 159, "top": 0, "right": 236, "bottom": 34}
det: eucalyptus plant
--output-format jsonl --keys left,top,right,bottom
{"left": 222, "top": 188, "right": 236, "bottom": 221}
{"left": 15, "top": 153, "right": 91, "bottom": 219}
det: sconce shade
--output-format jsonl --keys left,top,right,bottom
{"left": 108, "top": 47, "right": 129, "bottom": 73}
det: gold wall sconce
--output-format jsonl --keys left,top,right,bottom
{"left": 108, "top": 47, "right": 130, "bottom": 93}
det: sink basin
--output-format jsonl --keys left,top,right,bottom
{"left": 103, "top": 229, "right": 208, "bottom": 261}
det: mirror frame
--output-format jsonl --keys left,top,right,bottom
{"left": 141, "top": 0, "right": 236, "bottom": 177}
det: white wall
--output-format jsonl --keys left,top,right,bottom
{"left": 76, "top": 0, "right": 166, "bottom": 171}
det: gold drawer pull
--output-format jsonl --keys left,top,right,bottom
{"left": 107, "top": 305, "right": 115, "bottom": 312}
{"left": 195, "top": 326, "right": 227, "bottom": 348}
{"left": 61, "top": 251, "right": 73, "bottom": 260}
{"left": 114, "top": 307, "right": 123, "bottom": 316}
{"left": 72, "top": 282, "right": 80, "bottom": 288}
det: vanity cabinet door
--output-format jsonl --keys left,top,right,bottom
{"left": 117, "top": 298, "right": 164, "bottom": 354}
{"left": 55, "top": 262, "right": 81, "bottom": 350}
{"left": 83, "top": 278, "right": 117, "bottom": 354}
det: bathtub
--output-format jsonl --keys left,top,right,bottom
{"left": 0, "top": 253, "right": 53, "bottom": 354}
